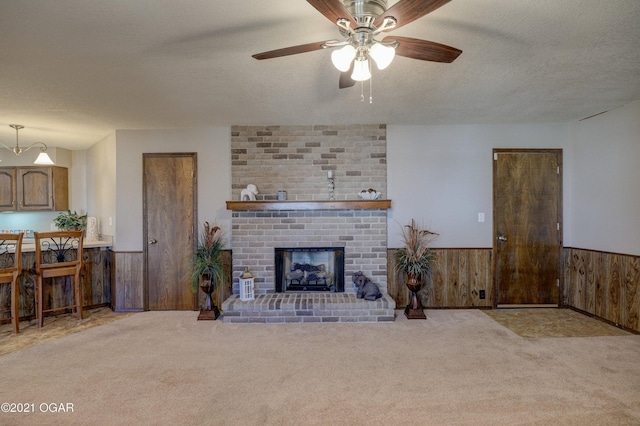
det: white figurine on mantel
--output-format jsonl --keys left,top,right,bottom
{"left": 240, "top": 184, "right": 258, "bottom": 201}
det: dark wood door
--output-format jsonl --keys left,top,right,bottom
{"left": 143, "top": 153, "right": 197, "bottom": 310}
{"left": 493, "top": 149, "right": 562, "bottom": 306}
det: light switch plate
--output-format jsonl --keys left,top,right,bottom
{"left": 478, "top": 212, "right": 485, "bottom": 223}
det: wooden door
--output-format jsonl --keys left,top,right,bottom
{"left": 493, "top": 149, "right": 562, "bottom": 306}
{"left": 143, "top": 153, "right": 197, "bottom": 310}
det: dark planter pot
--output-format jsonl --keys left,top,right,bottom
{"left": 198, "top": 276, "right": 220, "bottom": 320}
{"left": 405, "top": 274, "right": 426, "bottom": 319}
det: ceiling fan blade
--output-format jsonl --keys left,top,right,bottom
{"left": 339, "top": 62, "right": 356, "bottom": 89}
{"left": 374, "top": 0, "right": 452, "bottom": 31}
{"left": 307, "top": 0, "right": 356, "bottom": 27}
{"left": 252, "top": 40, "right": 335, "bottom": 60}
{"left": 386, "top": 36, "right": 462, "bottom": 63}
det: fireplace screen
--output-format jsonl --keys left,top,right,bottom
{"left": 275, "top": 247, "right": 345, "bottom": 292}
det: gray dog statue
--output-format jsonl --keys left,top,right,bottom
{"left": 352, "top": 271, "right": 382, "bottom": 301}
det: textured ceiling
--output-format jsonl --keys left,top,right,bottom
{"left": 0, "top": 0, "right": 639, "bottom": 150}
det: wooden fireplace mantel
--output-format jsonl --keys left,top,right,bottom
{"left": 226, "top": 199, "right": 391, "bottom": 211}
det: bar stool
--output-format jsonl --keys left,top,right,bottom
{"left": 34, "top": 231, "right": 84, "bottom": 328}
{"left": 0, "top": 233, "right": 23, "bottom": 334}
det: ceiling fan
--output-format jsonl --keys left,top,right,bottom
{"left": 252, "top": 0, "right": 462, "bottom": 91}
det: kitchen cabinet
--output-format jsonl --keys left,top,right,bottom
{"left": 0, "top": 168, "right": 17, "bottom": 210}
{"left": 0, "top": 166, "right": 69, "bottom": 211}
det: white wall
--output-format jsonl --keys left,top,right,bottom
{"left": 568, "top": 100, "right": 640, "bottom": 255}
{"left": 387, "top": 123, "right": 570, "bottom": 248}
{"left": 70, "top": 150, "right": 87, "bottom": 213}
{"left": 11, "top": 104, "right": 637, "bottom": 257}
{"left": 86, "top": 132, "right": 117, "bottom": 240}
{"left": 114, "top": 128, "right": 231, "bottom": 251}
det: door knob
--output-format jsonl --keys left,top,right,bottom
{"left": 148, "top": 238, "right": 157, "bottom": 244}
{"left": 497, "top": 235, "right": 507, "bottom": 242}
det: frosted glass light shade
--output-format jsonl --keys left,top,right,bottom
{"left": 370, "top": 43, "right": 395, "bottom": 70}
{"left": 34, "top": 151, "right": 54, "bottom": 165}
{"left": 331, "top": 45, "right": 356, "bottom": 72}
{"left": 351, "top": 58, "right": 371, "bottom": 81}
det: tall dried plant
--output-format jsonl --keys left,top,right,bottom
{"left": 395, "top": 219, "right": 438, "bottom": 279}
{"left": 190, "top": 221, "right": 225, "bottom": 293}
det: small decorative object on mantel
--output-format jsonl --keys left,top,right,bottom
{"left": 191, "top": 221, "right": 225, "bottom": 320}
{"left": 395, "top": 219, "right": 438, "bottom": 319}
{"left": 352, "top": 271, "right": 382, "bottom": 301}
{"left": 239, "top": 268, "right": 255, "bottom": 301}
{"left": 357, "top": 188, "right": 381, "bottom": 200}
{"left": 240, "top": 184, "right": 258, "bottom": 201}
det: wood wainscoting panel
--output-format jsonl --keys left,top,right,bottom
{"left": 564, "top": 247, "right": 640, "bottom": 333}
{"left": 387, "top": 248, "right": 492, "bottom": 309}
{"left": 564, "top": 249, "right": 587, "bottom": 311}
{"left": 624, "top": 256, "right": 640, "bottom": 331}
{"left": 111, "top": 251, "right": 144, "bottom": 312}
{"left": 82, "top": 248, "right": 111, "bottom": 307}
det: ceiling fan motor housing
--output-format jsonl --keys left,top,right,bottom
{"left": 343, "top": 0, "right": 387, "bottom": 27}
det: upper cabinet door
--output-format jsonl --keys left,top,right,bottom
{"left": 0, "top": 168, "right": 17, "bottom": 211}
{"left": 19, "top": 167, "right": 53, "bottom": 210}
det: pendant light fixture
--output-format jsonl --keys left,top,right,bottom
{"left": 0, "top": 124, "right": 54, "bottom": 165}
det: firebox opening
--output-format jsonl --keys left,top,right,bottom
{"left": 275, "top": 247, "right": 345, "bottom": 293}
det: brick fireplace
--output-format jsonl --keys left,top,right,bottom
{"left": 230, "top": 207, "right": 388, "bottom": 295}
{"left": 229, "top": 124, "right": 388, "bottom": 292}
{"left": 223, "top": 124, "right": 395, "bottom": 322}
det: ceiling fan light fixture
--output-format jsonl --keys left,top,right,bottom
{"left": 369, "top": 42, "right": 395, "bottom": 70}
{"left": 351, "top": 58, "right": 371, "bottom": 81}
{"left": 331, "top": 45, "right": 356, "bottom": 72}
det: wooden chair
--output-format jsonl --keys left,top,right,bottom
{"left": 0, "top": 233, "right": 24, "bottom": 334}
{"left": 34, "top": 231, "right": 84, "bottom": 328}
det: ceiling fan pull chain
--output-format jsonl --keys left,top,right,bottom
{"left": 369, "top": 70, "right": 373, "bottom": 104}
{"left": 360, "top": 80, "right": 365, "bottom": 103}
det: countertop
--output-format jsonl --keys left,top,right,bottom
{"left": 16, "top": 239, "right": 112, "bottom": 253}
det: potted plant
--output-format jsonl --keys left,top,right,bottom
{"left": 53, "top": 210, "right": 88, "bottom": 231}
{"left": 395, "top": 219, "right": 438, "bottom": 319}
{"left": 191, "top": 221, "right": 225, "bottom": 320}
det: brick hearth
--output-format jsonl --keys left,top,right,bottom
{"left": 221, "top": 293, "right": 395, "bottom": 323}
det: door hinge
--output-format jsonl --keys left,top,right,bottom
{"left": 557, "top": 166, "right": 560, "bottom": 174}
{"left": 557, "top": 279, "right": 560, "bottom": 287}
{"left": 557, "top": 223, "right": 560, "bottom": 231}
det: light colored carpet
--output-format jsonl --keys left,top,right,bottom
{"left": 482, "top": 308, "right": 632, "bottom": 338}
{"left": 1, "top": 309, "right": 639, "bottom": 425}
{"left": 0, "top": 307, "right": 135, "bottom": 356}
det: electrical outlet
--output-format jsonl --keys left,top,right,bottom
{"left": 479, "top": 290, "right": 486, "bottom": 300}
